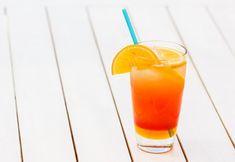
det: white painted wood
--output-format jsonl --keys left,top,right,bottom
{"left": 47, "top": 6, "right": 132, "bottom": 162}
{"left": 130, "top": 6, "right": 235, "bottom": 161}
{"left": 89, "top": 6, "right": 186, "bottom": 162}
{"left": 169, "top": 6, "right": 235, "bottom": 146}
{"left": 7, "top": 6, "right": 76, "bottom": 162}
{"left": 0, "top": 8, "right": 21, "bottom": 162}
{"left": 206, "top": 5, "right": 235, "bottom": 144}
{"left": 2, "top": 0, "right": 235, "bottom": 7}
{"left": 208, "top": 6, "right": 235, "bottom": 58}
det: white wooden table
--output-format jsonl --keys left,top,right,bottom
{"left": 0, "top": 4, "right": 235, "bottom": 162}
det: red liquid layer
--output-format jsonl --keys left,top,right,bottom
{"left": 131, "top": 59, "right": 186, "bottom": 139}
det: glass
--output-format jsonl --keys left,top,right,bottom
{"left": 130, "top": 40, "right": 187, "bottom": 153}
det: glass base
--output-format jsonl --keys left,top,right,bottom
{"left": 136, "top": 134, "right": 175, "bottom": 154}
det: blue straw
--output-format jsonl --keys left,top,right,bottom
{"left": 122, "top": 9, "right": 138, "bottom": 44}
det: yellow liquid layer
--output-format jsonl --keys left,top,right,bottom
{"left": 135, "top": 125, "right": 177, "bottom": 140}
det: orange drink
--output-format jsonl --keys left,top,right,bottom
{"left": 112, "top": 41, "right": 187, "bottom": 153}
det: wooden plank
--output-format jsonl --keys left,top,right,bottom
{"left": 89, "top": 6, "right": 186, "bottom": 162}
{"left": 208, "top": 6, "right": 235, "bottom": 59}
{"left": 169, "top": 6, "right": 235, "bottom": 146}
{"left": 207, "top": 5, "right": 235, "bottom": 145}
{"left": 47, "top": 6, "right": 132, "bottom": 162}
{"left": 7, "top": 6, "right": 76, "bottom": 162}
{"left": 129, "top": 6, "right": 235, "bottom": 161}
{"left": 0, "top": 8, "right": 21, "bottom": 162}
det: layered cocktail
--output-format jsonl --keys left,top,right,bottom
{"left": 112, "top": 41, "right": 187, "bottom": 153}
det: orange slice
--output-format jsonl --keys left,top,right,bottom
{"left": 154, "top": 47, "right": 186, "bottom": 68}
{"left": 112, "top": 45, "right": 160, "bottom": 75}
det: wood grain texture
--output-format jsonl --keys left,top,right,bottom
{"left": 0, "top": 8, "right": 21, "bottom": 162}
{"left": 47, "top": 6, "right": 132, "bottom": 162}
{"left": 7, "top": 6, "right": 76, "bottom": 162}
{"left": 89, "top": 6, "right": 186, "bottom": 162}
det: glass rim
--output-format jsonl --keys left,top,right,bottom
{"left": 139, "top": 40, "right": 188, "bottom": 57}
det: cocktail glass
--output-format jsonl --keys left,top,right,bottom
{"left": 130, "top": 40, "right": 187, "bottom": 153}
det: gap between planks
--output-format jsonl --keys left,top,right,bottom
{"left": 44, "top": 6, "right": 79, "bottom": 162}
{"left": 166, "top": 5, "right": 235, "bottom": 149}
{"left": 85, "top": 6, "right": 134, "bottom": 162}
{"left": 205, "top": 6, "right": 235, "bottom": 61}
{"left": 4, "top": 7, "right": 24, "bottom": 162}
{"left": 176, "top": 135, "right": 189, "bottom": 162}
{"left": 205, "top": 6, "right": 235, "bottom": 148}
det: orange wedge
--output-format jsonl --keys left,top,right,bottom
{"left": 112, "top": 45, "right": 160, "bottom": 75}
{"left": 154, "top": 47, "right": 186, "bottom": 68}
